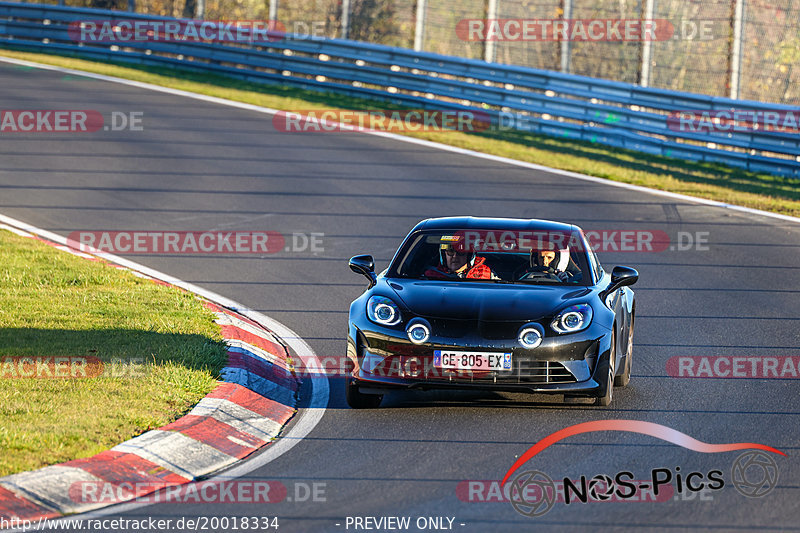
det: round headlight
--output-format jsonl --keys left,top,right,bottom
{"left": 375, "top": 303, "right": 396, "bottom": 323}
{"left": 367, "top": 296, "right": 401, "bottom": 326}
{"left": 551, "top": 304, "right": 593, "bottom": 334}
{"left": 562, "top": 311, "right": 583, "bottom": 330}
{"left": 407, "top": 323, "right": 430, "bottom": 345}
{"left": 518, "top": 327, "right": 543, "bottom": 349}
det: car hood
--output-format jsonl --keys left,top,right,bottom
{"left": 386, "top": 279, "right": 592, "bottom": 322}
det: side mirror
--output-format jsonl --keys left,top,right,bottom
{"left": 601, "top": 266, "right": 638, "bottom": 300}
{"left": 349, "top": 255, "right": 377, "bottom": 288}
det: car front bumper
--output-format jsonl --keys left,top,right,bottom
{"left": 347, "top": 316, "right": 614, "bottom": 397}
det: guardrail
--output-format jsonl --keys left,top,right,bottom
{"left": 1, "top": 2, "right": 799, "bottom": 178}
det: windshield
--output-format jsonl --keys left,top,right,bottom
{"left": 390, "top": 229, "right": 591, "bottom": 285}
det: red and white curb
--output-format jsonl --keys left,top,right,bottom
{"left": 0, "top": 218, "right": 317, "bottom": 522}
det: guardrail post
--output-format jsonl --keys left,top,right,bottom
{"left": 341, "top": 0, "right": 351, "bottom": 39}
{"left": 639, "top": 0, "right": 655, "bottom": 86}
{"left": 729, "top": 0, "right": 745, "bottom": 99}
{"left": 560, "top": 0, "right": 572, "bottom": 73}
{"left": 414, "top": 0, "right": 426, "bottom": 52}
{"left": 269, "top": 0, "right": 278, "bottom": 21}
{"left": 484, "top": 0, "right": 498, "bottom": 63}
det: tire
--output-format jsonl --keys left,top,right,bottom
{"left": 594, "top": 332, "right": 615, "bottom": 407}
{"left": 614, "top": 314, "right": 634, "bottom": 388}
{"left": 346, "top": 381, "right": 383, "bottom": 409}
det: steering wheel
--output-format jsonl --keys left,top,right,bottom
{"left": 518, "top": 266, "right": 560, "bottom": 282}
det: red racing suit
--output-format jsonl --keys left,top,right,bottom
{"left": 424, "top": 256, "right": 495, "bottom": 280}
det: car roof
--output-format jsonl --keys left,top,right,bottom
{"left": 410, "top": 216, "right": 581, "bottom": 234}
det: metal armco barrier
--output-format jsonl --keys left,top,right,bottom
{"left": 1, "top": 2, "right": 799, "bottom": 177}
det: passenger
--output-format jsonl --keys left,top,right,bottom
{"left": 523, "top": 246, "right": 581, "bottom": 281}
{"left": 424, "top": 242, "right": 497, "bottom": 280}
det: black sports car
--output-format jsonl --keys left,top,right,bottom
{"left": 346, "top": 217, "right": 637, "bottom": 408}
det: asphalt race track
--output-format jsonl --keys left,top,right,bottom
{"left": 1, "top": 60, "right": 799, "bottom": 532}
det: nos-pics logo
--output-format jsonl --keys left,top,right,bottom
{"left": 502, "top": 420, "right": 783, "bottom": 518}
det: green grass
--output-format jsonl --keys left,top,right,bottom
{"left": 2, "top": 48, "right": 799, "bottom": 218}
{"left": 0, "top": 228, "right": 228, "bottom": 476}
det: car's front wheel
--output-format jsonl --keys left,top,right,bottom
{"left": 615, "top": 313, "right": 634, "bottom": 388}
{"left": 594, "top": 332, "right": 615, "bottom": 407}
{"left": 346, "top": 380, "right": 383, "bottom": 409}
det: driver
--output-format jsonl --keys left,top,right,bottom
{"left": 521, "top": 245, "right": 580, "bottom": 281}
{"left": 424, "top": 242, "right": 497, "bottom": 280}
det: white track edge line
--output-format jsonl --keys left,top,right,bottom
{"left": 1, "top": 54, "right": 799, "bottom": 226}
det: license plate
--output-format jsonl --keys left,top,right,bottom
{"left": 433, "top": 350, "right": 512, "bottom": 371}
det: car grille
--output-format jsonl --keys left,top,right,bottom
{"left": 516, "top": 360, "right": 576, "bottom": 383}
{"left": 426, "top": 360, "right": 577, "bottom": 384}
